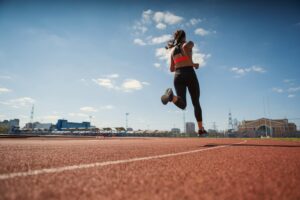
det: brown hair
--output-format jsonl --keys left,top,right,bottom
{"left": 165, "top": 29, "right": 186, "bottom": 49}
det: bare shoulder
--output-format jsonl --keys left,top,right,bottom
{"left": 169, "top": 47, "right": 175, "bottom": 56}
{"left": 183, "top": 41, "right": 194, "bottom": 49}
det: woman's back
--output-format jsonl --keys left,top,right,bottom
{"left": 171, "top": 42, "right": 195, "bottom": 69}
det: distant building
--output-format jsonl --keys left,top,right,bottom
{"left": 35, "top": 123, "right": 52, "bottom": 131}
{"left": 0, "top": 119, "right": 20, "bottom": 133}
{"left": 24, "top": 123, "right": 31, "bottom": 129}
{"left": 25, "top": 122, "right": 53, "bottom": 131}
{"left": 238, "top": 118, "right": 297, "bottom": 137}
{"left": 208, "top": 129, "right": 217, "bottom": 134}
{"left": 56, "top": 119, "right": 91, "bottom": 130}
{"left": 171, "top": 128, "right": 181, "bottom": 134}
{"left": 185, "top": 122, "right": 195, "bottom": 134}
{"left": 115, "top": 127, "right": 126, "bottom": 132}
{"left": 127, "top": 127, "right": 133, "bottom": 131}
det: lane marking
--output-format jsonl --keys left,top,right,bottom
{"left": 0, "top": 140, "right": 247, "bottom": 180}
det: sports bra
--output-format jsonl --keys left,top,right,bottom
{"left": 172, "top": 44, "right": 189, "bottom": 64}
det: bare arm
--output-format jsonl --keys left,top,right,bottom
{"left": 183, "top": 41, "right": 199, "bottom": 69}
{"left": 170, "top": 54, "right": 175, "bottom": 72}
{"left": 185, "top": 41, "right": 194, "bottom": 49}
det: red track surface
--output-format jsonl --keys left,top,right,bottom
{"left": 0, "top": 137, "right": 299, "bottom": 200}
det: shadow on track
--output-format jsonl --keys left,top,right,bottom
{"left": 202, "top": 143, "right": 300, "bottom": 148}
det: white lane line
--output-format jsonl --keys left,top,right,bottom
{"left": 0, "top": 140, "right": 247, "bottom": 180}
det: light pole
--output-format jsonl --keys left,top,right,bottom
{"left": 183, "top": 110, "right": 186, "bottom": 134}
{"left": 125, "top": 113, "right": 129, "bottom": 132}
{"left": 89, "top": 116, "right": 92, "bottom": 125}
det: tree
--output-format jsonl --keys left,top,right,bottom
{"left": 0, "top": 126, "right": 9, "bottom": 134}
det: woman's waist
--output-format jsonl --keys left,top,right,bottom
{"left": 175, "top": 66, "right": 194, "bottom": 71}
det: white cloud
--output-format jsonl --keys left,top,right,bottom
{"left": 92, "top": 78, "right": 115, "bottom": 89}
{"left": 133, "top": 10, "right": 153, "bottom": 35}
{"left": 154, "top": 63, "right": 161, "bottom": 68}
{"left": 272, "top": 88, "right": 284, "bottom": 93}
{"left": 133, "top": 22, "right": 148, "bottom": 34}
{"left": 153, "top": 12, "right": 164, "bottom": 23}
{"left": 100, "top": 105, "right": 115, "bottom": 110}
{"left": 141, "top": 81, "right": 150, "bottom": 85}
{"left": 231, "top": 67, "right": 246, "bottom": 76}
{"left": 288, "top": 94, "right": 295, "bottom": 98}
{"left": 93, "top": 75, "right": 148, "bottom": 93}
{"left": 287, "top": 87, "right": 300, "bottom": 93}
{"left": 156, "top": 23, "right": 166, "bottom": 30}
{"left": 0, "top": 97, "right": 35, "bottom": 108}
{"left": 185, "top": 18, "right": 202, "bottom": 27}
{"left": 132, "top": 11, "right": 210, "bottom": 72}
{"left": 230, "top": 65, "right": 266, "bottom": 77}
{"left": 195, "top": 28, "right": 210, "bottom": 36}
{"left": 133, "top": 10, "right": 183, "bottom": 35}
{"left": 142, "top": 9, "right": 153, "bottom": 24}
{"left": 138, "top": 26, "right": 147, "bottom": 33}
{"left": 0, "top": 87, "right": 12, "bottom": 94}
{"left": 153, "top": 11, "right": 183, "bottom": 25}
{"left": 283, "top": 79, "right": 295, "bottom": 86}
{"left": 190, "top": 18, "right": 202, "bottom": 25}
{"left": 251, "top": 65, "right": 266, "bottom": 73}
{"left": 121, "top": 79, "right": 143, "bottom": 92}
{"left": 135, "top": 34, "right": 172, "bottom": 45}
{"left": 133, "top": 38, "right": 146, "bottom": 46}
{"left": 192, "top": 45, "right": 211, "bottom": 68}
{"left": 151, "top": 34, "right": 172, "bottom": 44}
{"left": 155, "top": 47, "right": 171, "bottom": 63}
{"left": 105, "top": 74, "right": 119, "bottom": 79}
{"left": 80, "top": 106, "right": 98, "bottom": 112}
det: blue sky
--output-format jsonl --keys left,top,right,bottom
{"left": 0, "top": 0, "right": 300, "bottom": 131}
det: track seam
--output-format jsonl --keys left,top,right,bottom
{"left": 0, "top": 140, "right": 247, "bottom": 180}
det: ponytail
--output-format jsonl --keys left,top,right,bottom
{"left": 165, "top": 29, "right": 186, "bottom": 49}
{"left": 165, "top": 39, "right": 176, "bottom": 49}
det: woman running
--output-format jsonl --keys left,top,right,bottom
{"left": 161, "top": 29, "right": 207, "bottom": 135}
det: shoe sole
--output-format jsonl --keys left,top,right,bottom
{"left": 165, "top": 88, "right": 173, "bottom": 102}
{"left": 161, "top": 95, "right": 168, "bottom": 105}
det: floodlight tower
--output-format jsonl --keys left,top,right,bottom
{"left": 212, "top": 122, "right": 217, "bottom": 138}
{"left": 212, "top": 122, "right": 217, "bottom": 131}
{"left": 30, "top": 104, "right": 34, "bottom": 131}
{"left": 89, "top": 115, "right": 93, "bottom": 126}
{"left": 267, "top": 97, "right": 273, "bottom": 137}
{"left": 125, "top": 113, "right": 129, "bottom": 131}
{"left": 183, "top": 110, "right": 186, "bottom": 133}
{"left": 228, "top": 110, "right": 233, "bottom": 132}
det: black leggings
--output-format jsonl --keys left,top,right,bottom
{"left": 173, "top": 67, "right": 202, "bottom": 122}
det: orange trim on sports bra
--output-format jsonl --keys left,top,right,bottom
{"left": 174, "top": 56, "right": 189, "bottom": 64}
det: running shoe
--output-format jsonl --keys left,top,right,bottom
{"left": 198, "top": 128, "right": 208, "bottom": 136}
{"left": 161, "top": 88, "right": 174, "bottom": 105}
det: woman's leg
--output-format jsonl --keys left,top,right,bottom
{"left": 173, "top": 74, "right": 187, "bottom": 110}
{"left": 187, "top": 73, "right": 203, "bottom": 130}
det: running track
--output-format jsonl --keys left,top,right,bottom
{"left": 0, "top": 137, "right": 299, "bottom": 200}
